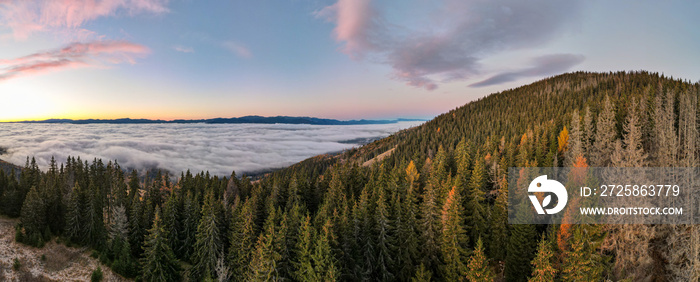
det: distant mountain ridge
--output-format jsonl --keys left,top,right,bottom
{"left": 8, "top": 116, "right": 426, "bottom": 125}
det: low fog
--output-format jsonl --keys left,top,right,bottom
{"left": 0, "top": 121, "right": 422, "bottom": 176}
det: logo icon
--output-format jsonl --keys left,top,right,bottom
{"left": 528, "top": 175, "right": 568, "bottom": 215}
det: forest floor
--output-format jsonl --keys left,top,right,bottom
{"left": 0, "top": 216, "right": 129, "bottom": 281}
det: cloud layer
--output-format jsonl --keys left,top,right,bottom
{"left": 0, "top": 40, "right": 149, "bottom": 81}
{"left": 317, "top": 0, "right": 581, "bottom": 90}
{"left": 0, "top": 0, "right": 169, "bottom": 40}
{"left": 0, "top": 122, "right": 422, "bottom": 176}
{"left": 470, "top": 54, "right": 585, "bottom": 87}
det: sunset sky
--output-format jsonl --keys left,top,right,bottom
{"left": 1, "top": 0, "right": 699, "bottom": 122}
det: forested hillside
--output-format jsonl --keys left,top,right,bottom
{"left": 0, "top": 71, "right": 698, "bottom": 281}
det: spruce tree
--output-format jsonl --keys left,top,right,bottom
{"left": 529, "top": 236, "right": 556, "bottom": 282}
{"left": 411, "top": 263, "right": 433, "bottom": 282}
{"left": 294, "top": 215, "right": 317, "bottom": 281}
{"left": 466, "top": 153, "right": 487, "bottom": 246}
{"left": 247, "top": 207, "right": 282, "bottom": 281}
{"left": 420, "top": 181, "right": 441, "bottom": 275}
{"left": 20, "top": 185, "right": 46, "bottom": 246}
{"left": 561, "top": 227, "right": 603, "bottom": 281}
{"left": 440, "top": 186, "right": 468, "bottom": 281}
{"left": 312, "top": 219, "right": 339, "bottom": 281}
{"left": 466, "top": 237, "right": 493, "bottom": 282}
{"left": 565, "top": 109, "right": 583, "bottom": 166}
{"left": 191, "top": 192, "right": 223, "bottom": 281}
{"left": 229, "top": 197, "right": 257, "bottom": 277}
{"left": 505, "top": 203, "right": 537, "bottom": 282}
{"left": 593, "top": 95, "right": 617, "bottom": 166}
{"left": 374, "top": 185, "right": 395, "bottom": 281}
{"left": 141, "top": 208, "right": 181, "bottom": 282}
{"left": 66, "top": 182, "right": 84, "bottom": 244}
{"left": 489, "top": 176, "right": 508, "bottom": 261}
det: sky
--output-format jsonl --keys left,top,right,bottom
{"left": 0, "top": 0, "right": 699, "bottom": 122}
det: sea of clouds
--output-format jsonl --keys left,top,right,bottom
{"left": 0, "top": 121, "right": 423, "bottom": 176}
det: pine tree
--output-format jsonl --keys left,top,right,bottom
{"left": 109, "top": 205, "right": 136, "bottom": 277}
{"left": 505, "top": 203, "right": 537, "bottom": 282}
{"left": 466, "top": 237, "right": 493, "bottom": 282}
{"left": 561, "top": 227, "right": 603, "bottom": 281}
{"left": 582, "top": 106, "right": 594, "bottom": 159}
{"left": 141, "top": 208, "right": 181, "bottom": 282}
{"left": 191, "top": 193, "right": 223, "bottom": 281}
{"left": 294, "top": 215, "right": 317, "bottom": 281}
{"left": 420, "top": 181, "right": 441, "bottom": 275}
{"left": 162, "top": 194, "right": 181, "bottom": 258}
{"left": 621, "top": 98, "right": 647, "bottom": 167}
{"left": 312, "top": 219, "right": 339, "bottom": 281}
{"left": 466, "top": 153, "right": 486, "bottom": 246}
{"left": 247, "top": 207, "right": 282, "bottom": 281}
{"left": 565, "top": 109, "right": 583, "bottom": 166}
{"left": 440, "top": 186, "right": 468, "bottom": 281}
{"left": 66, "top": 182, "right": 84, "bottom": 244}
{"left": 229, "top": 197, "right": 257, "bottom": 277}
{"left": 529, "top": 236, "right": 556, "bottom": 282}
{"left": 20, "top": 185, "right": 46, "bottom": 246}
{"left": 411, "top": 263, "right": 433, "bottom": 282}
{"left": 374, "top": 183, "right": 395, "bottom": 281}
{"left": 489, "top": 176, "right": 508, "bottom": 261}
{"left": 181, "top": 191, "right": 200, "bottom": 261}
{"left": 593, "top": 95, "right": 617, "bottom": 166}
{"left": 397, "top": 163, "right": 421, "bottom": 280}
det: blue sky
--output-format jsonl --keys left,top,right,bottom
{"left": 0, "top": 0, "right": 698, "bottom": 121}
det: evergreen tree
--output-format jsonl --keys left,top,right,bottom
{"left": 582, "top": 106, "right": 594, "bottom": 159}
{"left": 489, "top": 175, "right": 508, "bottom": 261}
{"left": 20, "top": 185, "right": 47, "bottom": 246}
{"left": 420, "top": 181, "right": 441, "bottom": 275}
{"left": 66, "top": 182, "right": 85, "bottom": 244}
{"left": 247, "top": 207, "right": 282, "bottom": 281}
{"left": 565, "top": 109, "right": 583, "bottom": 166}
{"left": 396, "top": 162, "right": 421, "bottom": 280}
{"left": 440, "top": 187, "right": 468, "bottom": 281}
{"left": 561, "top": 227, "right": 604, "bottom": 281}
{"left": 466, "top": 153, "right": 487, "bottom": 246}
{"left": 593, "top": 95, "right": 617, "bottom": 166}
{"left": 312, "top": 219, "right": 339, "bottom": 281}
{"left": 181, "top": 191, "right": 200, "bottom": 261}
{"left": 294, "top": 215, "right": 317, "bottom": 281}
{"left": 191, "top": 193, "right": 223, "bottom": 281}
{"left": 466, "top": 237, "right": 493, "bottom": 282}
{"left": 374, "top": 184, "right": 395, "bottom": 281}
{"left": 411, "top": 263, "right": 433, "bottom": 282}
{"left": 229, "top": 197, "right": 257, "bottom": 277}
{"left": 141, "top": 208, "right": 181, "bottom": 282}
{"left": 529, "top": 236, "right": 556, "bottom": 282}
{"left": 505, "top": 204, "right": 537, "bottom": 282}
{"left": 162, "top": 194, "right": 182, "bottom": 258}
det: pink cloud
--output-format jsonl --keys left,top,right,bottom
{"left": 223, "top": 41, "right": 252, "bottom": 58}
{"left": 0, "top": 0, "right": 169, "bottom": 40}
{"left": 315, "top": 0, "right": 377, "bottom": 59}
{"left": 0, "top": 40, "right": 150, "bottom": 81}
{"left": 316, "top": 0, "right": 581, "bottom": 91}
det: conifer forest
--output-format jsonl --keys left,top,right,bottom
{"left": 1, "top": 71, "right": 699, "bottom": 281}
